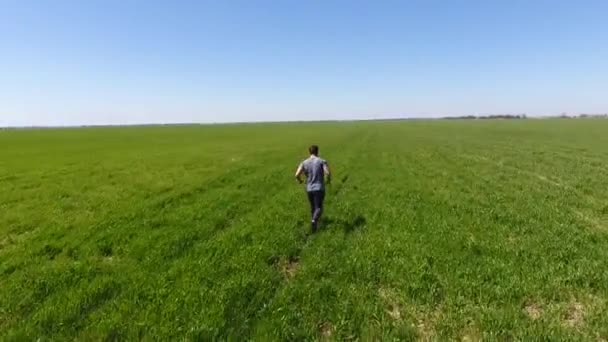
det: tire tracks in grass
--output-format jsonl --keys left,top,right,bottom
{"left": 250, "top": 130, "right": 375, "bottom": 339}
{"left": 2, "top": 147, "right": 275, "bottom": 252}
{"left": 66, "top": 142, "right": 357, "bottom": 339}
{"left": 2, "top": 127, "right": 365, "bottom": 340}
{"left": 454, "top": 136, "right": 605, "bottom": 191}
{"left": 72, "top": 153, "right": 288, "bottom": 250}
{"left": 123, "top": 184, "right": 302, "bottom": 339}
{"left": 0, "top": 158, "right": 292, "bottom": 333}
{"left": 156, "top": 132, "right": 370, "bottom": 340}
{"left": 458, "top": 153, "right": 607, "bottom": 232}
{"left": 4, "top": 174, "right": 290, "bottom": 338}
{"left": 370, "top": 136, "right": 604, "bottom": 340}
{"left": 98, "top": 163, "right": 293, "bottom": 268}
{"left": 459, "top": 153, "right": 566, "bottom": 188}
{"left": 399, "top": 141, "right": 536, "bottom": 337}
{"left": 365, "top": 134, "right": 457, "bottom": 323}
{"left": 268, "top": 127, "right": 455, "bottom": 339}
{"left": 433, "top": 143, "right": 608, "bottom": 337}
{"left": 2, "top": 163, "right": 258, "bottom": 261}
{"left": 457, "top": 139, "right": 608, "bottom": 202}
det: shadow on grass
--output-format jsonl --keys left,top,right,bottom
{"left": 321, "top": 215, "right": 366, "bottom": 234}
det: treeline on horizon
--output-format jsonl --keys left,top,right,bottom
{"left": 3, "top": 114, "right": 608, "bottom": 129}
{"left": 442, "top": 113, "right": 608, "bottom": 120}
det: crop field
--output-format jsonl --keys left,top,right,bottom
{"left": 1, "top": 119, "right": 608, "bottom": 340}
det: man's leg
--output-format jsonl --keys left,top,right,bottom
{"left": 312, "top": 190, "right": 325, "bottom": 223}
{"left": 307, "top": 191, "right": 315, "bottom": 217}
{"left": 307, "top": 191, "right": 316, "bottom": 231}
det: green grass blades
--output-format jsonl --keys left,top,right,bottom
{"left": 1, "top": 120, "right": 608, "bottom": 340}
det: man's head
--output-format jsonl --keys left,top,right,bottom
{"left": 308, "top": 145, "right": 319, "bottom": 156}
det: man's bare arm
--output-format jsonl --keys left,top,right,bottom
{"left": 323, "top": 163, "right": 331, "bottom": 184}
{"left": 295, "top": 164, "right": 304, "bottom": 183}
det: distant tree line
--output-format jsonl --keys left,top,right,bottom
{"left": 442, "top": 114, "right": 527, "bottom": 120}
{"left": 442, "top": 113, "right": 608, "bottom": 120}
{"left": 548, "top": 113, "right": 608, "bottom": 119}
{"left": 576, "top": 114, "right": 608, "bottom": 119}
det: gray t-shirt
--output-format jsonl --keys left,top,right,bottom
{"left": 299, "top": 156, "right": 327, "bottom": 192}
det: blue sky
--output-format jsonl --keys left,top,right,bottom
{"left": 1, "top": 0, "right": 607, "bottom": 126}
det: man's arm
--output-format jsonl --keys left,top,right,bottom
{"left": 295, "top": 164, "right": 304, "bottom": 183}
{"left": 323, "top": 162, "right": 331, "bottom": 184}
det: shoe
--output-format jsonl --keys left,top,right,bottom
{"left": 311, "top": 220, "right": 317, "bottom": 233}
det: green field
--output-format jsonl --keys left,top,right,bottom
{"left": 1, "top": 120, "right": 608, "bottom": 340}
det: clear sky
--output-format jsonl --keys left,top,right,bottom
{"left": 1, "top": 0, "right": 607, "bottom": 126}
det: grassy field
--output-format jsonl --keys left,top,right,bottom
{"left": 1, "top": 119, "right": 608, "bottom": 340}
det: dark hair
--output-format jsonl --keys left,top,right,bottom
{"left": 309, "top": 145, "right": 319, "bottom": 155}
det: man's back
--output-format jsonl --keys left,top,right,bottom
{"left": 301, "top": 156, "right": 327, "bottom": 192}
{"left": 295, "top": 145, "right": 331, "bottom": 233}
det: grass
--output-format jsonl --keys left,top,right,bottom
{"left": 1, "top": 119, "right": 608, "bottom": 340}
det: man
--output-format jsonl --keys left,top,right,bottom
{"left": 295, "top": 145, "right": 331, "bottom": 232}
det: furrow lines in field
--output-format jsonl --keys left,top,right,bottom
{"left": 110, "top": 129, "right": 371, "bottom": 339}
{"left": 458, "top": 152, "right": 608, "bottom": 235}
{"left": 459, "top": 153, "right": 566, "bottom": 188}
{"left": 4, "top": 121, "right": 608, "bottom": 340}
{"left": 249, "top": 130, "right": 375, "bottom": 339}
{"left": 456, "top": 138, "right": 608, "bottom": 202}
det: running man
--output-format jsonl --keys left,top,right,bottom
{"left": 295, "top": 145, "right": 331, "bottom": 232}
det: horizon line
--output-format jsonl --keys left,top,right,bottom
{"left": 2, "top": 113, "right": 607, "bottom": 129}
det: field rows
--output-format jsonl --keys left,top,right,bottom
{"left": 1, "top": 120, "right": 608, "bottom": 340}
